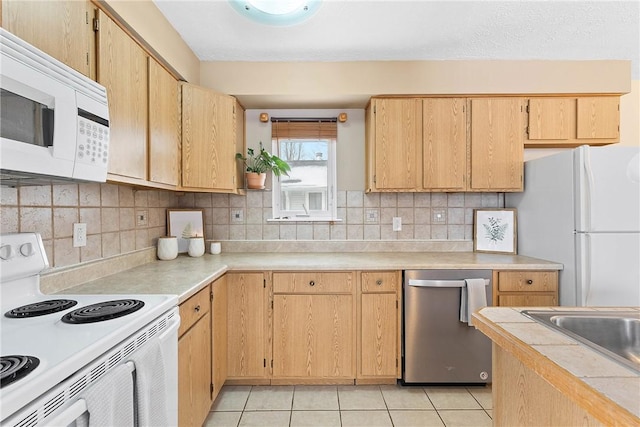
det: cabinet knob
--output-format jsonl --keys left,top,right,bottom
{"left": 526, "top": 279, "right": 534, "bottom": 285}
{"left": 309, "top": 280, "right": 315, "bottom": 287}
{"left": 194, "top": 305, "right": 201, "bottom": 312}
{"left": 376, "top": 279, "right": 383, "bottom": 286}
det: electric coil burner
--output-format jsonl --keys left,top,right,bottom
{"left": 0, "top": 355, "right": 40, "bottom": 387}
{"left": 4, "top": 299, "right": 77, "bottom": 318}
{"left": 61, "top": 299, "right": 145, "bottom": 324}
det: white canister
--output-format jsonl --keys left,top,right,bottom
{"left": 187, "top": 237, "right": 205, "bottom": 257}
{"left": 210, "top": 241, "right": 221, "bottom": 255}
{"left": 157, "top": 236, "right": 178, "bottom": 260}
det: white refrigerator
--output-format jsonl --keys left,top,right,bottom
{"left": 506, "top": 145, "right": 640, "bottom": 307}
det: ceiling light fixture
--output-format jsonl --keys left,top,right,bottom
{"left": 229, "top": 0, "right": 322, "bottom": 26}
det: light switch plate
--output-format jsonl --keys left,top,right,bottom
{"left": 136, "top": 210, "right": 148, "bottom": 227}
{"left": 365, "top": 209, "right": 379, "bottom": 223}
{"left": 231, "top": 209, "right": 244, "bottom": 223}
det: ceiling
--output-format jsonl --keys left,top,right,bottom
{"left": 152, "top": 0, "right": 639, "bottom": 108}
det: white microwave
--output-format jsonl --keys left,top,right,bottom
{"left": 0, "top": 28, "right": 110, "bottom": 186}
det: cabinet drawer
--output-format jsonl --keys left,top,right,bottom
{"left": 179, "top": 285, "right": 210, "bottom": 336}
{"left": 361, "top": 271, "right": 399, "bottom": 293}
{"left": 498, "top": 271, "right": 558, "bottom": 293}
{"left": 499, "top": 294, "right": 557, "bottom": 307}
{"left": 273, "top": 272, "right": 353, "bottom": 294}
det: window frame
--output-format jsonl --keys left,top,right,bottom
{"left": 271, "top": 136, "right": 338, "bottom": 222}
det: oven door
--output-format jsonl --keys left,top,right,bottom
{"left": 0, "top": 50, "right": 77, "bottom": 179}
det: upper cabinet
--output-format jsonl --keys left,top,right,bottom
{"left": 526, "top": 96, "right": 620, "bottom": 148}
{"left": 181, "top": 83, "right": 241, "bottom": 192}
{"left": 366, "top": 96, "right": 524, "bottom": 192}
{"left": 2, "top": 0, "right": 95, "bottom": 78}
{"left": 96, "top": 9, "right": 148, "bottom": 182}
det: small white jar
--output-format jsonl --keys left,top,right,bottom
{"left": 157, "top": 236, "right": 178, "bottom": 260}
{"left": 187, "top": 237, "right": 205, "bottom": 257}
{"left": 210, "top": 241, "right": 221, "bottom": 255}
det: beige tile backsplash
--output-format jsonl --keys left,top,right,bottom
{"left": 2, "top": 183, "right": 502, "bottom": 269}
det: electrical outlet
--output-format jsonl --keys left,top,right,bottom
{"left": 432, "top": 208, "right": 447, "bottom": 224}
{"left": 231, "top": 209, "right": 244, "bottom": 223}
{"left": 136, "top": 210, "right": 148, "bottom": 227}
{"left": 73, "top": 223, "right": 87, "bottom": 247}
{"left": 392, "top": 216, "right": 402, "bottom": 231}
{"left": 365, "top": 209, "right": 379, "bottom": 223}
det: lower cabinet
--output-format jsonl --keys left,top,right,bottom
{"left": 358, "top": 271, "right": 401, "bottom": 383}
{"left": 272, "top": 272, "right": 355, "bottom": 383}
{"left": 178, "top": 286, "right": 212, "bottom": 427}
{"left": 493, "top": 270, "right": 559, "bottom": 306}
{"left": 226, "top": 272, "right": 269, "bottom": 382}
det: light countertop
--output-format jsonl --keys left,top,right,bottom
{"left": 56, "top": 251, "right": 562, "bottom": 303}
{"left": 473, "top": 306, "right": 640, "bottom": 425}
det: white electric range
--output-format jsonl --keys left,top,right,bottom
{"left": 0, "top": 233, "right": 180, "bottom": 426}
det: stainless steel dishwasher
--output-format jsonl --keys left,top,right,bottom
{"left": 402, "top": 269, "right": 492, "bottom": 384}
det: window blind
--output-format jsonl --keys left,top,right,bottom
{"left": 271, "top": 118, "right": 337, "bottom": 139}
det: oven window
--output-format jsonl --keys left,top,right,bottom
{"left": 0, "top": 88, "right": 54, "bottom": 147}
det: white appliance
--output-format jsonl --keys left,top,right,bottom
{"left": 506, "top": 145, "right": 640, "bottom": 307}
{"left": 0, "top": 28, "right": 110, "bottom": 186}
{"left": 0, "top": 233, "right": 179, "bottom": 426}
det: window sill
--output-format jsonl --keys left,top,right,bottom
{"left": 267, "top": 217, "right": 343, "bottom": 223}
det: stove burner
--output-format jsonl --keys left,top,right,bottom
{"left": 61, "top": 299, "right": 145, "bottom": 324}
{"left": 4, "top": 299, "right": 78, "bottom": 318}
{"left": 1, "top": 355, "right": 40, "bottom": 388}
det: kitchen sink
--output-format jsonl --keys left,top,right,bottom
{"left": 522, "top": 310, "right": 640, "bottom": 373}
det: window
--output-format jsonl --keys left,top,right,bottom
{"left": 271, "top": 118, "right": 338, "bottom": 220}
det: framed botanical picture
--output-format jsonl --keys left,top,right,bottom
{"left": 473, "top": 209, "right": 517, "bottom": 254}
{"left": 167, "top": 209, "right": 205, "bottom": 253}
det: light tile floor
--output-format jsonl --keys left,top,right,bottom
{"left": 204, "top": 384, "right": 492, "bottom": 427}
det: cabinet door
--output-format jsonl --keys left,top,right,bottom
{"left": 97, "top": 10, "right": 148, "bottom": 180}
{"left": 360, "top": 293, "right": 396, "bottom": 377}
{"left": 422, "top": 98, "right": 466, "bottom": 190}
{"left": 182, "top": 83, "right": 236, "bottom": 191}
{"left": 528, "top": 98, "right": 571, "bottom": 140}
{"left": 148, "top": 58, "right": 179, "bottom": 187}
{"left": 178, "top": 312, "right": 212, "bottom": 427}
{"left": 227, "top": 273, "right": 267, "bottom": 378}
{"left": 212, "top": 276, "right": 228, "bottom": 401}
{"left": 470, "top": 98, "right": 524, "bottom": 191}
{"left": 2, "top": 0, "right": 94, "bottom": 78}
{"left": 273, "top": 294, "right": 353, "bottom": 378}
{"left": 577, "top": 97, "right": 620, "bottom": 139}
{"left": 234, "top": 100, "right": 246, "bottom": 192}
{"left": 373, "top": 98, "right": 422, "bottom": 190}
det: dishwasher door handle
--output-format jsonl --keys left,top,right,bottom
{"left": 407, "top": 278, "right": 490, "bottom": 288}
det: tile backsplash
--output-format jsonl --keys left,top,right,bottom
{"left": 1, "top": 183, "right": 178, "bottom": 268}
{"left": 175, "top": 191, "right": 504, "bottom": 242}
{"left": 2, "top": 184, "right": 503, "bottom": 269}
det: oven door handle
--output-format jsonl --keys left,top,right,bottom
{"left": 44, "top": 399, "right": 87, "bottom": 426}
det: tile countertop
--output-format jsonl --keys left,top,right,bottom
{"left": 473, "top": 307, "right": 640, "bottom": 426}
{"left": 53, "top": 251, "right": 562, "bottom": 303}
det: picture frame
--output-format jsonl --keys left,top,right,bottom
{"left": 167, "top": 209, "right": 205, "bottom": 253}
{"left": 473, "top": 208, "right": 517, "bottom": 254}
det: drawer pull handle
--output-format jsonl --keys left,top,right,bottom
{"left": 526, "top": 279, "right": 534, "bottom": 285}
{"left": 309, "top": 281, "right": 315, "bottom": 287}
{"left": 194, "top": 305, "right": 201, "bottom": 312}
{"left": 376, "top": 279, "right": 383, "bottom": 286}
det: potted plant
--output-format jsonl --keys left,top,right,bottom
{"left": 236, "top": 142, "right": 291, "bottom": 189}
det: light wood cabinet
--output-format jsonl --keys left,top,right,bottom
{"left": 493, "top": 270, "right": 558, "bottom": 307}
{"left": 148, "top": 57, "right": 179, "bottom": 187}
{"left": 367, "top": 98, "right": 422, "bottom": 191}
{"left": 1, "top": 0, "right": 95, "bottom": 78}
{"left": 358, "top": 271, "right": 401, "bottom": 383}
{"left": 178, "top": 286, "right": 212, "bottom": 427}
{"left": 272, "top": 271, "right": 355, "bottom": 383}
{"left": 422, "top": 98, "right": 467, "bottom": 191}
{"left": 181, "top": 83, "right": 237, "bottom": 192}
{"left": 226, "top": 272, "right": 269, "bottom": 382}
{"left": 526, "top": 96, "right": 620, "bottom": 148}
{"left": 96, "top": 9, "right": 148, "bottom": 181}
{"left": 469, "top": 98, "right": 524, "bottom": 191}
{"left": 211, "top": 275, "right": 228, "bottom": 402}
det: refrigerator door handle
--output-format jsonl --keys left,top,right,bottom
{"left": 583, "top": 234, "right": 592, "bottom": 306}
{"left": 582, "top": 146, "right": 595, "bottom": 231}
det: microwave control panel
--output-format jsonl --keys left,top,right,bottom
{"left": 77, "top": 117, "right": 109, "bottom": 166}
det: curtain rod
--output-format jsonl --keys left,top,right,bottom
{"left": 270, "top": 117, "right": 337, "bottom": 123}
